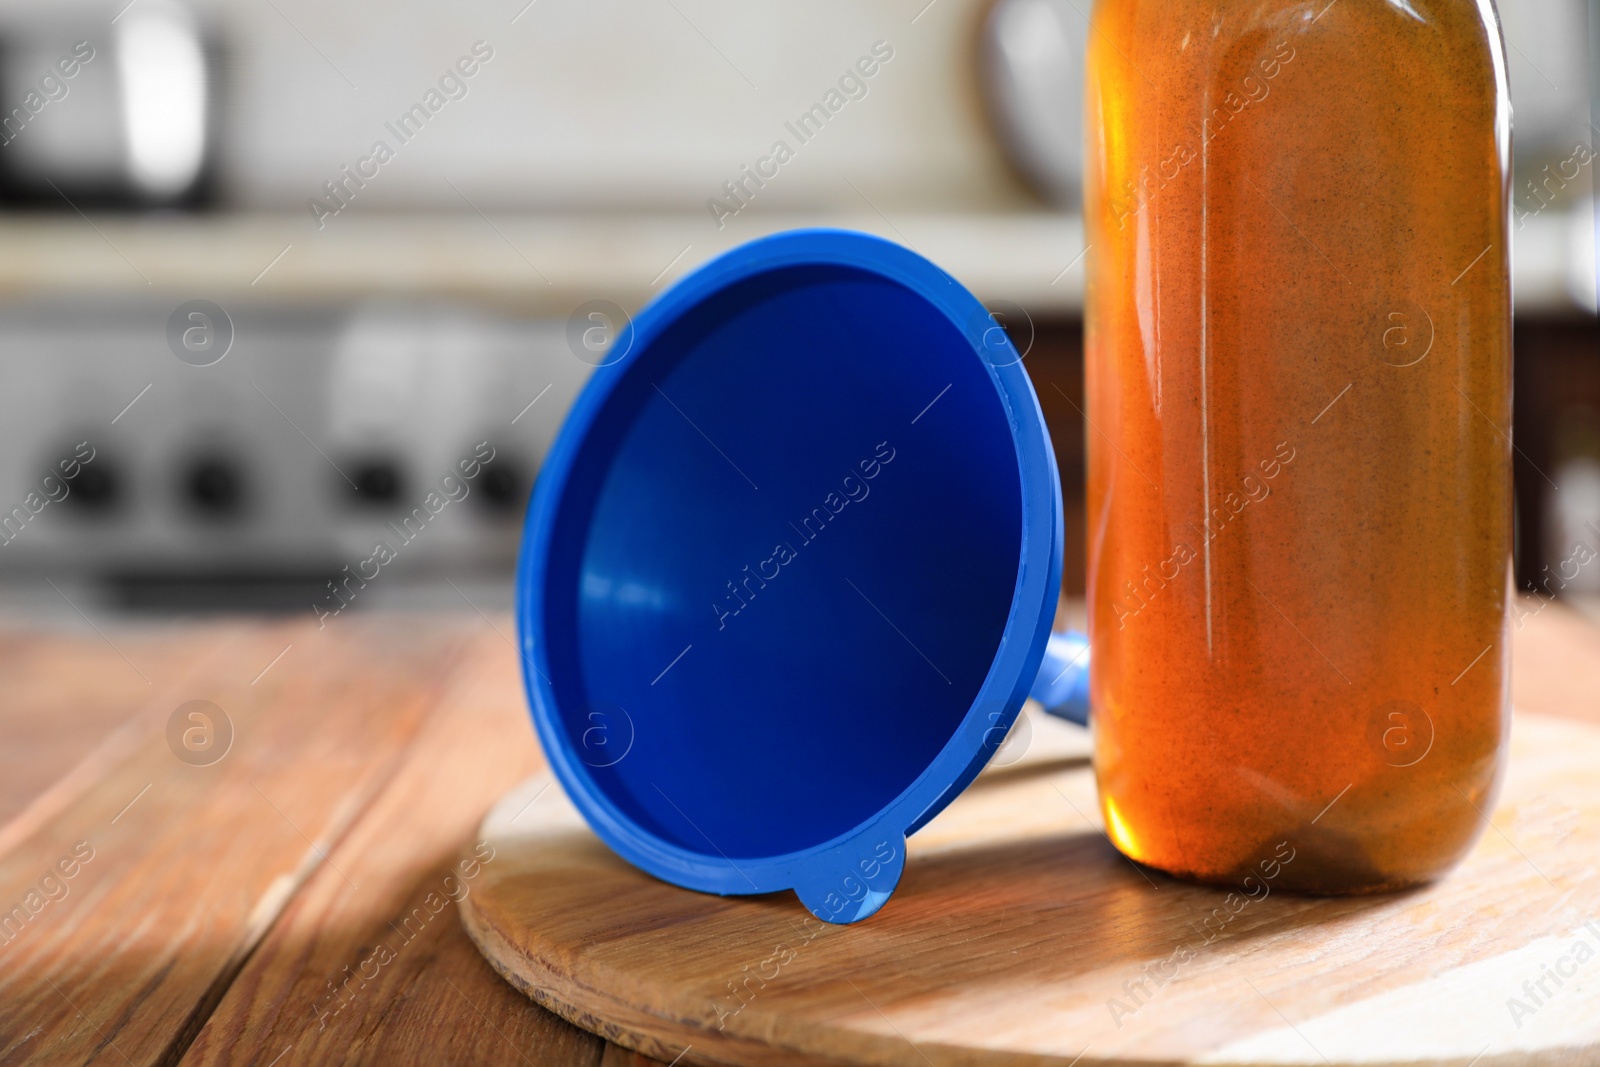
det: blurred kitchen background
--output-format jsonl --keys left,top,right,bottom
{"left": 0, "top": 0, "right": 1594, "bottom": 622}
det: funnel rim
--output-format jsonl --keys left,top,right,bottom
{"left": 515, "top": 228, "right": 1062, "bottom": 918}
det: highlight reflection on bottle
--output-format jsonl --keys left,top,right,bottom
{"left": 1084, "top": 0, "right": 1513, "bottom": 892}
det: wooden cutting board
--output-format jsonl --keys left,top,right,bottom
{"left": 460, "top": 704, "right": 1600, "bottom": 1066}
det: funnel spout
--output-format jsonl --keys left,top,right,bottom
{"left": 1030, "top": 631, "right": 1090, "bottom": 725}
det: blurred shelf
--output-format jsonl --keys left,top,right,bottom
{"left": 0, "top": 211, "right": 1086, "bottom": 315}
{"left": 0, "top": 207, "right": 1591, "bottom": 317}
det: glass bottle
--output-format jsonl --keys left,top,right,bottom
{"left": 1084, "top": 0, "right": 1512, "bottom": 891}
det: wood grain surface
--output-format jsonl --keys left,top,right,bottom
{"left": 0, "top": 611, "right": 665, "bottom": 1067}
{"left": 462, "top": 604, "right": 1600, "bottom": 1067}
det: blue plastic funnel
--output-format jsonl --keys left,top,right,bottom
{"left": 516, "top": 229, "right": 1089, "bottom": 925}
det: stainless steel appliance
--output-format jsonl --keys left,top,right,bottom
{"left": 0, "top": 298, "right": 588, "bottom": 608}
{"left": 0, "top": 0, "right": 218, "bottom": 207}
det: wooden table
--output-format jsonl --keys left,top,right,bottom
{"left": 2, "top": 601, "right": 1598, "bottom": 1066}
{"left": 0, "top": 611, "right": 660, "bottom": 1066}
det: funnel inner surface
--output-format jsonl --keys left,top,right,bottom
{"left": 544, "top": 264, "right": 1024, "bottom": 860}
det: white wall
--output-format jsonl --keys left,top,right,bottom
{"left": 146, "top": 0, "right": 1029, "bottom": 213}
{"left": 0, "top": 0, "right": 1588, "bottom": 215}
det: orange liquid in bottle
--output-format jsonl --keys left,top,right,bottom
{"left": 1084, "top": 0, "right": 1513, "bottom": 891}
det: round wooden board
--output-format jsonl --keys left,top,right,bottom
{"left": 461, "top": 708, "right": 1600, "bottom": 1066}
